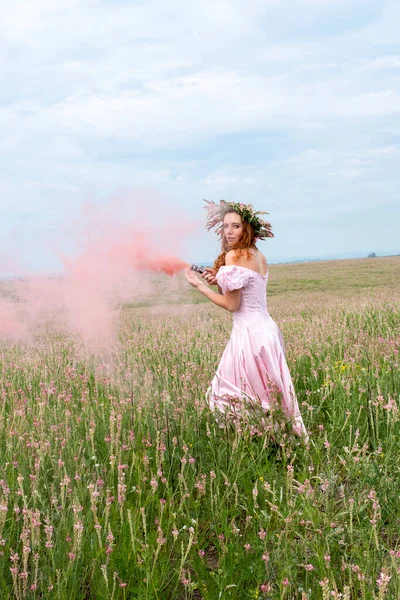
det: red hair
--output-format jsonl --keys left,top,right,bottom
{"left": 213, "top": 211, "right": 257, "bottom": 272}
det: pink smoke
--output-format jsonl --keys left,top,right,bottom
{"left": 0, "top": 297, "right": 27, "bottom": 340}
{"left": 0, "top": 192, "right": 198, "bottom": 347}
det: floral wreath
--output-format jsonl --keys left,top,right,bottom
{"left": 204, "top": 199, "right": 274, "bottom": 240}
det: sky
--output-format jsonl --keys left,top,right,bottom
{"left": 1, "top": 0, "right": 399, "bottom": 274}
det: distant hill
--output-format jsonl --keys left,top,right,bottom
{"left": 194, "top": 250, "right": 400, "bottom": 269}
{"left": 269, "top": 250, "right": 400, "bottom": 265}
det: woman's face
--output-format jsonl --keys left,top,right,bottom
{"left": 223, "top": 212, "right": 244, "bottom": 245}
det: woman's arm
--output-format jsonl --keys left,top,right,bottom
{"left": 185, "top": 269, "right": 241, "bottom": 313}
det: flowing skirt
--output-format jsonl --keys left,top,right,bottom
{"left": 207, "top": 314, "right": 308, "bottom": 440}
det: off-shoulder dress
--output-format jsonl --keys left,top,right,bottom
{"left": 207, "top": 265, "right": 308, "bottom": 439}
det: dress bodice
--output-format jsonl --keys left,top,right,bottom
{"left": 216, "top": 265, "right": 269, "bottom": 326}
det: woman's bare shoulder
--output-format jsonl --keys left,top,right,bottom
{"left": 225, "top": 248, "right": 268, "bottom": 270}
{"left": 256, "top": 250, "right": 268, "bottom": 269}
{"left": 225, "top": 249, "right": 249, "bottom": 266}
{"left": 225, "top": 250, "right": 238, "bottom": 265}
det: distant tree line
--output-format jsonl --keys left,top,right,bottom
{"left": 367, "top": 252, "right": 377, "bottom": 258}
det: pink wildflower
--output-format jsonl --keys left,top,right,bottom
{"left": 305, "top": 564, "right": 314, "bottom": 571}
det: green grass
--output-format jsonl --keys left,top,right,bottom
{"left": 0, "top": 256, "right": 399, "bottom": 599}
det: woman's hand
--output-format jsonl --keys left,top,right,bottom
{"left": 202, "top": 267, "right": 218, "bottom": 286}
{"left": 185, "top": 268, "right": 204, "bottom": 288}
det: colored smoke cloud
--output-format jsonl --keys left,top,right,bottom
{"left": 0, "top": 191, "right": 198, "bottom": 348}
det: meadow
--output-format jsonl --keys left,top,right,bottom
{"left": 0, "top": 256, "right": 399, "bottom": 599}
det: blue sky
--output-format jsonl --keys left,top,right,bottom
{"left": 0, "top": 0, "right": 399, "bottom": 273}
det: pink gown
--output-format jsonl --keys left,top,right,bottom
{"left": 207, "top": 265, "right": 308, "bottom": 440}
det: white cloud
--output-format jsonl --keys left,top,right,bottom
{"left": 365, "top": 145, "right": 399, "bottom": 156}
{"left": 336, "top": 90, "right": 400, "bottom": 117}
{"left": 283, "top": 149, "right": 334, "bottom": 168}
{"left": 358, "top": 55, "right": 400, "bottom": 70}
{"left": 201, "top": 175, "right": 257, "bottom": 186}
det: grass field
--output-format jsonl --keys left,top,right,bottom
{"left": 0, "top": 256, "right": 399, "bottom": 599}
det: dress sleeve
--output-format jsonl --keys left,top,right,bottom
{"left": 216, "top": 266, "right": 250, "bottom": 293}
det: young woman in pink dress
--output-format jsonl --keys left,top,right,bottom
{"left": 185, "top": 200, "right": 308, "bottom": 442}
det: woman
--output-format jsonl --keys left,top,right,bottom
{"left": 185, "top": 200, "right": 308, "bottom": 441}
